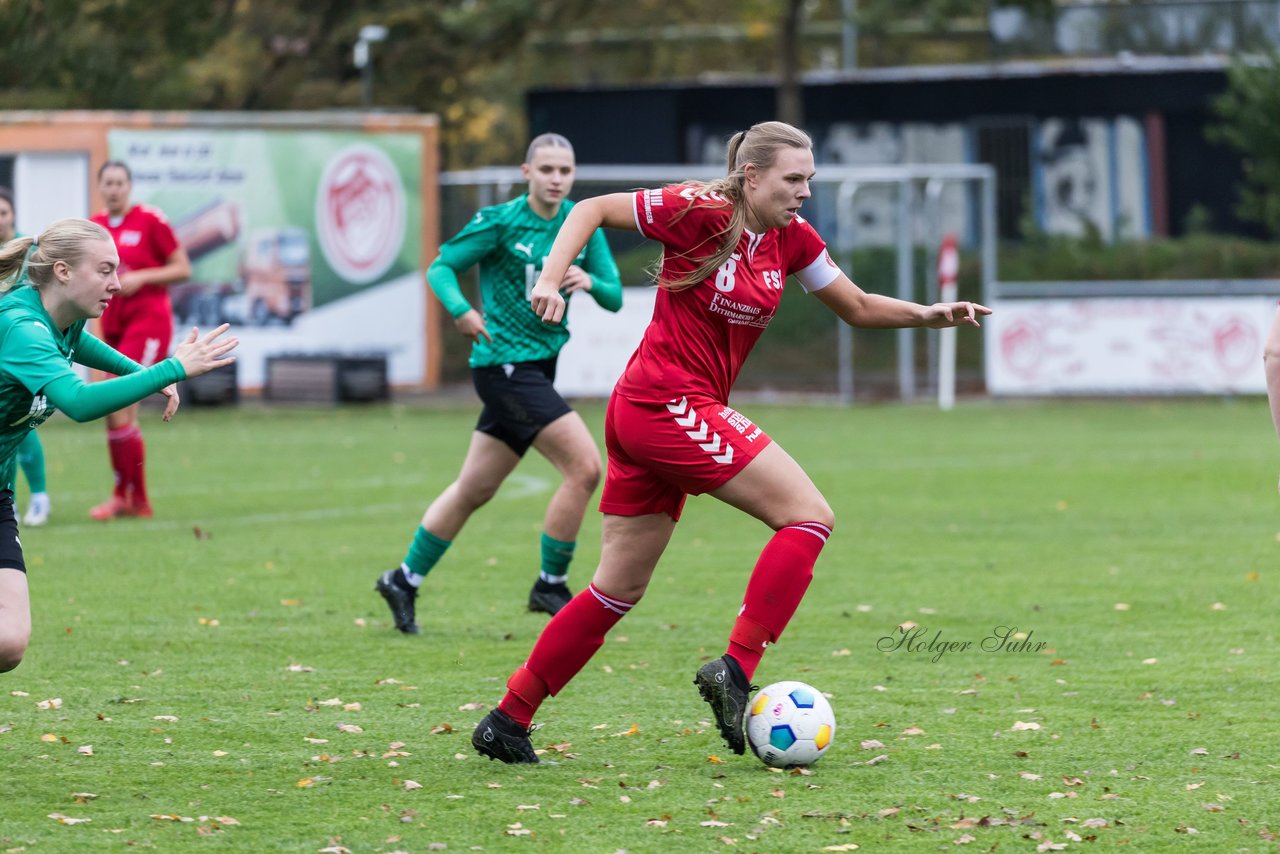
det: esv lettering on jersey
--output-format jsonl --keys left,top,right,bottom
{"left": 119, "top": 230, "right": 143, "bottom": 247}
{"left": 763, "top": 270, "right": 783, "bottom": 289}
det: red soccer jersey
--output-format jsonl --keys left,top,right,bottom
{"left": 91, "top": 204, "right": 180, "bottom": 311}
{"left": 615, "top": 185, "right": 839, "bottom": 404}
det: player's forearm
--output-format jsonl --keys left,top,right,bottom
{"left": 43, "top": 358, "right": 186, "bottom": 422}
{"left": 73, "top": 332, "right": 143, "bottom": 376}
{"left": 539, "top": 203, "right": 606, "bottom": 289}
{"left": 426, "top": 259, "right": 474, "bottom": 318}
{"left": 132, "top": 256, "right": 192, "bottom": 287}
{"left": 840, "top": 292, "right": 928, "bottom": 329}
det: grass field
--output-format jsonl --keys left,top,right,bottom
{"left": 1, "top": 396, "right": 1278, "bottom": 852}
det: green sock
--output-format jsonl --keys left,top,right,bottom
{"left": 539, "top": 532, "right": 576, "bottom": 584}
{"left": 401, "top": 526, "right": 451, "bottom": 586}
{"left": 17, "top": 431, "right": 47, "bottom": 494}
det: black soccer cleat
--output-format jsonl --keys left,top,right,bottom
{"left": 472, "top": 708, "right": 540, "bottom": 764}
{"left": 375, "top": 569, "right": 420, "bottom": 635}
{"left": 694, "top": 655, "right": 756, "bottom": 756}
{"left": 528, "top": 579, "right": 572, "bottom": 615}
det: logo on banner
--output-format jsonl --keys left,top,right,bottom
{"left": 315, "top": 144, "right": 406, "bottom": 284}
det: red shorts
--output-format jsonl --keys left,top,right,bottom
{"left": 600, "top": 393, "right": 773, "bottom": 520}
{"left": 99, "top": 295, "right": 173, "bottom": 368}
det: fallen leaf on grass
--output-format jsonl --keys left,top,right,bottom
{"left": 505, "top": 823, "right": 533, "bottom": 837}
{"left": 860, "top": 740, "right": 885, "bottom": 750}
{"left": 877, "top": 807, "right": 900, "bottom": 819}
{"left": 1081, "top": 818, "right": 1108, "bottom": 828}
{"left": 36, "top": 698, "right": 62, "bottom": 710}
{"left": 901, "top": 726, "right": 925, "bottom": 736}
{"left": 1020, "top": 773, "right": 1043, "bottom": 781}
{"left": 1203, "top": 803, "right": 1225, "bottom": 812}
{"left": 403, "top": 781, "right": 422, "bottom": 791}
{"left": 1186, "top": 782, "right": 1204, "bottom": 791}
{"left": 1010, "top": 721, "right": 1041, "bottom": 731}
{"left": 614, "top": 724, "right": 640, "bottom": 737}
{"left": 821, "top": 845, "right": 860, "bottom": 852}
{"left": 866, "top": 754, "right": 889, "bottom": 766}
{"left": 48, "top": 813, "right": 91, "bottom": 824}
{"left": 647, "top": 819, "right": 669, "bottom": 827}
{"left": 701, "top": 820, "right": 731, "bottom": 827}
{"left": 286, "top": 664, "right": 315, "bottom": 673}
{"left": 430, "top": 724, "right": 453, "bottom": 735}
{"left": 458, "top": 702, "right": 486, "bottom": 711}
{"left": 304, "top": 737, "right": 328, "bottom": 744}
{"left": 153, "top": 715, "right": 178, "bottom": 722}
{"left": 71, "top": 792, "right": 98, "bottom": 803}
{"left": 77, "top": 745, "right": 93, "bottom": 756}
{"left": 336, "top": 724, "right": 363, "bottom": 734}
{"left": 708, "top": 755, "right": 724, "bottom": 764}
{"left": 954, "top": 834, "right": 976, "bottom": 844}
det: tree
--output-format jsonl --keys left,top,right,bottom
{"left": 1210, "top": 52, "right": 1280, "bottom": 237}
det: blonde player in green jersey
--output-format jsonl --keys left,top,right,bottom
{"left": 0, "top": 219, "right": 237, "bottom": 673}
{"left": 376, "top": 133, "right": 623, "bottom": 634}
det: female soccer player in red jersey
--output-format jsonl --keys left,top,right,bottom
{"left": 89, "top": 161, "right": 192, "bottom": 520}
{"left": 0, "top": 219, "right": 236, "bottom": 672}
{"left": 472, "top": 121, "right": 991, "bottom": 763}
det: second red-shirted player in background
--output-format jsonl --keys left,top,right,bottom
{"left": 89, "top": 161, "right": 192, "bottom": 520}
{"left": 471, "top": 121, "right": 991, "bottom": 763}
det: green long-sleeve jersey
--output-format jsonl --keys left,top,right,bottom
{"left": 428, "top": 194, "right": 622, "bottom": 368}
{"left": 0, "top": 285, "right": 186, "bottom": 490}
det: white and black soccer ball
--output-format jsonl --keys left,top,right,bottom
{"left": 746, "top": 680, "right": 836, "bottom": 768}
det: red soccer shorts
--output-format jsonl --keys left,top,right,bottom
{"left": 600, "top": 392, "right": 773, "bottom": 520}
{"left": 99, "top": 297, "right": 173, "bottom": 369}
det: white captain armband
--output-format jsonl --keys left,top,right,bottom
{"left": 794, "top": 249, "right": 841, "bottom": 293}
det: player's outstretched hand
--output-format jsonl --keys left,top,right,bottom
{"left": 173, "top": 324, "right": 238, "bottom": 378}
{"left": 921, "top": 301, "right": 992, "bottom": 329}
{"left": 530, "top": 276, "right": 566, "bottom": 325}
{"left": 160, "top": 384, "right": 180, "bottom": 422}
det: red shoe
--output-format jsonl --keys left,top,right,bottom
{"left": 89, "top": 496, "right": 153, "bottom": 521}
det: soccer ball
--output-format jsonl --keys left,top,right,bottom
{"left": 746, "top": 681, "right": 836, "bottom": 768}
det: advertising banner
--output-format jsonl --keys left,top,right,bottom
{"left": 107, "top": 128, "right": 424, "bottom": 388}
{"left": 986, "top": 297, "right": 1275, "bottom": 395}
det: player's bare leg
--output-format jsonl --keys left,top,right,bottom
{"left": 476, "top": 511, "right": 676, "bottom": 763}
{"left": 527, "top": 411, "right": 603, "bottom": 613}
{"left": 0, "top": 568, "right": 31, "bottom": 673}
{"left": 377, "top": 432, "right": 521, "bottom": 634}
{"left": 696, "top": 442, "right": 836, "bottom": 754}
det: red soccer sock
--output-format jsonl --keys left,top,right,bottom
{"left": 106, "top": 425, "right": 140, "bottom": 500}
{"left": 128, "top": 428, "right": 148, "bottom": 506}
{"left": 497, "top": 583, "right": 635, "bottom": 727}
{"left": 727, "top": 521, "right": 832, "bottom": 680}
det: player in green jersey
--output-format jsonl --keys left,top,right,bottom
{"left": 0, "top": 187, "right": 52, "bottom": 526}
{"left": 0, "top": 218, "right": 237, "bottom": 673}
{"left": 376, "top": 133, "right": 623, "bottom": 634}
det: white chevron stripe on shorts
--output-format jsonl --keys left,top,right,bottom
{"left": 668, "top": 398, "right": 734, "bottom": 465}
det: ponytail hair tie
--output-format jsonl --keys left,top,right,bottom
{"left": 17, "top": 239, "right": 37, "bottom": 283}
